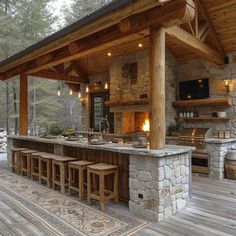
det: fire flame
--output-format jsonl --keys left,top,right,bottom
{"left": 142, "top": 119, "right": 150, "bottom": 132}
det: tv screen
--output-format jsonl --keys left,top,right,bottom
{"left": 179, "top": 78, "right": 209, "bottom": 100}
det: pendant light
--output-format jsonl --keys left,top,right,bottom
{"left": 78, "top": 90, "right": 81, "bottom": 98}
{"left": 69, "top": 88, "right": 73, "bottom": 96}
{"left": 57, "top": 84, "right": 61, "bottom": 96}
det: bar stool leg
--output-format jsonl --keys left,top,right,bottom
{"left": 114, "top": 170, "right": 119, "bottom": 204}
{"left": 79, "top": 167, "right": 83, "bottom": 200}
{"left": 99, "top": 173, "right": 105, "bottom": 211}
{"left": 87, "top": 170, "right": 92, "bottom": 205}
{"left": 20, "top": 155, "right": 24, "bottom": 175}
{"left": 12, "top": 151, "right": 15, "bottom": 173}
{"left": 52, "top": 161, "right": 56, "bottom": 190}
{"left": 69, "top": 166, "right": 72, "bottom": 195}
{"left": 47, "top": 160, "right": 51, "bottom": 188}
{"left": 15, "top": 152, "right": 19, "bottom": 174}
{"left": 60, "top": 163, "right": 65, "bottom": 194}
{"left": 27, "top": 154, "right": 31, "bottom": 178}
{"left": 39, "top": 158, "right": 42, "bottom": 184}
{"left": 31, "top": 157, "right": 34, "bottom": 180}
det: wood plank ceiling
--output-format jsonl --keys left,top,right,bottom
{"left": 66, "top": 0, "right": 236, "bottom": 76}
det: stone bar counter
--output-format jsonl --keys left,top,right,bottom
{"left": 7, "top": 135, "right": 194, "bottom": 222}
{"left": 205, "top": 138, "right": 236, "bottom": 180}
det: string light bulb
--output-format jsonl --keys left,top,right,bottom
{"left": 107, "top": 52, "right": 111, "bottom": 57}
{"left": 86, "top": 86, "right": 89, "bottom": 93}
{"left": 69, "top": 88, "right": 73, "bottom": 96}
{"left": 57, "top": 85, "right": 61, "bottom": 96}
{"left": 138, "top": 43, "right": 143, "bottom": 48}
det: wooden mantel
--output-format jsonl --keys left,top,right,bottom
{"left": 105, "top": 98, "right": 149, "bottom": 107}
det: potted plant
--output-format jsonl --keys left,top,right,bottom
{"left": 49, "top": 123, "right": 64, "bottom": 137}
{"left": 168, "top": 118, "right": 185, "bottom": 136}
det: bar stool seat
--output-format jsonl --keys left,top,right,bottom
{"left": 31, "top": 152, "right": 45, "bottom": 181}
{"left": 11, "top": 148, "right": 26, "bottom": 174}
{"left": 69, "top": 160, "right": 94, "bottom": 200}
{"left": 38, "top": 153, "right": 55, "bottom": 188}
{"left": 87, "top": 163, "right": 119, "bottom": 210}
{"left": 21, "top": 150, "right": 38, "bottom": 178}
{"left": 52, "top": 155, "right": 76, "bottom": 193}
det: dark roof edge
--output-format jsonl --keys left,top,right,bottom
{"left": 0, "top": 0, "right": 134, "bottom": 68}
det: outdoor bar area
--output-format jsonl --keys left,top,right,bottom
{"left": 1, "top": 0, "right": 236, "bottom": 224}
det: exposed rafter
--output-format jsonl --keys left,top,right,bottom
{"left": 30, "top": 69, "right": 88, "bottom": 84}
{"left": 197, "top": 0, "right": 223, "bottom": 54}
{"left": 166, "top": 26, "right": 224, "bottom": 65}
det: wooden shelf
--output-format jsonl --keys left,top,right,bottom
{"left": 105, "top": 98, "right": 149, "bottom": 107}
{"left": 175, "top": 117, "right": 231, "bottom": 121}
{"left": 172, "top": 98, "right": 232, "bottom": 108}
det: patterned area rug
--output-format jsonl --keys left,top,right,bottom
{"left": 0, "top": 162, "right": 148, "bottom": 236}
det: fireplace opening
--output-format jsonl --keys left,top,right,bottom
{"left": 135, "top": 112, "right": 150, "bottom": 132}
{"left": 122, "top": 112, "right": 150, "bottom": 133}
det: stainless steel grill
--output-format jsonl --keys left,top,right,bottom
{"left": 178, "top": 128, "right": 212, "bottom": 174}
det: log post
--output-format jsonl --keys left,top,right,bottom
{"left": 149, "top": 26, "right": 166, "bottom": 149}
{"left": 19, "top": 74, "right": 28, "bottom": 135}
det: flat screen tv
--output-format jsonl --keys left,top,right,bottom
{"left": 179, "top": 78, "right": 209, "bottom": 100}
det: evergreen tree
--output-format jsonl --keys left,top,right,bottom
{"left": 63, "top": 0, "right": 113, "bottom": 25}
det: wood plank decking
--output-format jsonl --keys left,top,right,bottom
{"left": 0, "top": 153, "right": 236, "bottom": 236}
{"left": 134, "top": 176, "right": 236, "bottom": 236}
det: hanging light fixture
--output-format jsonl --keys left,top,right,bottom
{"left": 104, "top": 82, "right": 109, "bottom": 89}
{"left": 78, "top": 91, "right": 81, "bottom": 98}
{"left": 57, "top": 89, "right": 61, "bottom": 96}
{"left": 86, "top": 86, "right": 89, "bottom": 93}
{"left": 57, "top": 84, "right": 61, "bottom": 96}
{"left": 69, "top": 88, "right": 73, "bottom": 96}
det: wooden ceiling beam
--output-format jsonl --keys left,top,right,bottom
{"left": 197, "top": 0, "right": 224, "bottom": 54}
{"left": 2, "top": 0, "right": 195, "bottom": 79}
{"left": 30, "top": 69, "right": 88, "bottom": 84}
{"left": 166, "top": 26, "right": 224, "bottom": 64}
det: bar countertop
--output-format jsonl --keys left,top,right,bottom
{"left": 8, "top": 135, "right": 195, "bottom": 158}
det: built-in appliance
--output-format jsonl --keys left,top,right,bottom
{"left": 179, "top": 78, "right": 209, "bottom": 100}
{"left": 178, "top": 128, "right": 212, "bottom": 174}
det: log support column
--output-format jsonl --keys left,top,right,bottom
{"left": 149, "top": 26, "right": 166, "bottom": 149}
{"left": 19, "top": 74, "right": 28, "bottom": 135}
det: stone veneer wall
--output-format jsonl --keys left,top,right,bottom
{"left": 129, "top": 152, "right": 191, "bottom": 221}
{"left": 110, "top": 49, "right": 177, "bottom": 134}
{"left": 177, "top": 51, "right": 236, "bottom": 136}
{"left": 206, "top": 140, "right": 236, "bottom": 180}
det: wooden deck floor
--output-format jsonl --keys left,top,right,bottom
{"left": 134, "top": 176, "right": 236, "bottom": 236}
{"left": 0, "top": 154, "right": 236, "bottom": 236}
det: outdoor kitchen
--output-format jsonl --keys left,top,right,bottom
{"left": 2, "top": 0, "right": 236, "bottom": 229}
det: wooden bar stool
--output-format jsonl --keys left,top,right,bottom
{"left": 68, "top": 160, "right": 94, "bottom": 200}
{"left": 21, "top": 150, "right": 38, "bottom": 178}
{"left": 11, "top": 148, "right": 26, "bottom": 174}
{"left": 39, "top": 153, "right": 54, "bottom": 188}
{"left": 31, "top": 152, "right": 45, "bottom": 181}
{"left": 52, "top": 155, "right": 76, "bottom": 193}
{"left": 87, "top": 163, "right": 119, "bottom": 210}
